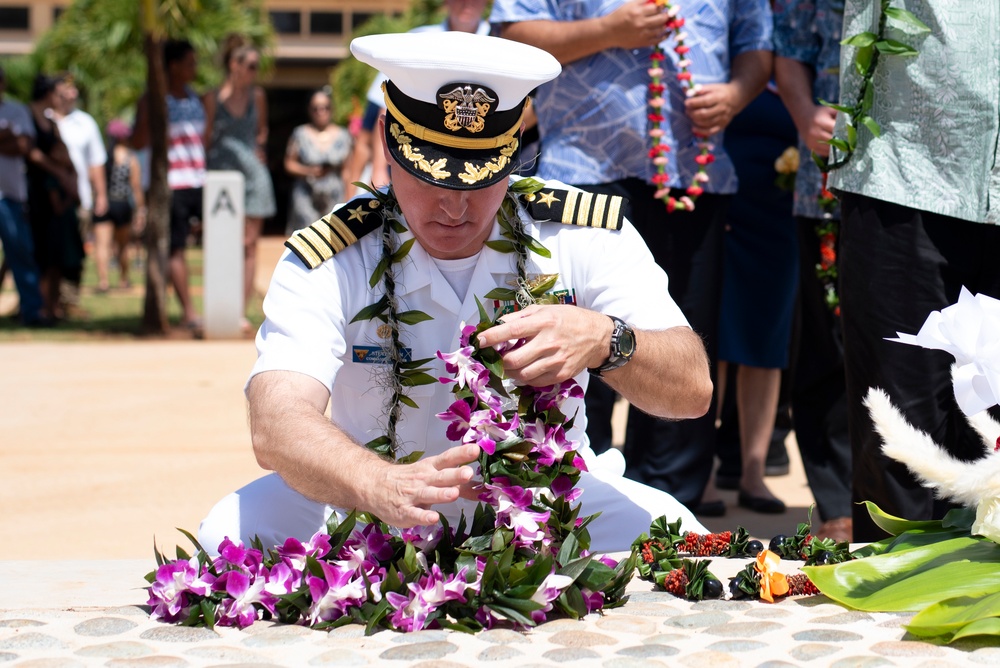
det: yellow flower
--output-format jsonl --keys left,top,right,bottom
{"left": 754, "top": 549, "right": 789, "bottom": 603}
{"left": 774, "top": 146, "right": 800, "bottom": 175}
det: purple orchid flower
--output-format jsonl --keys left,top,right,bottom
{"left": 386, "top": 563, "right": 469, "bottom": 632}
{"left": 548, "top": 474, "right": 583, "bottom": 502}
{"left": 436, "top": 345, "right": 490, "bottom": 397}
{"left": 305, "top": 560, "right": 370, "bottom": 625}
{"left": 275, "top": 532, "right": 332, "bottom": 572}
{"left": 580, "top": 588, "right": 605, "bottom": 613}
{"left": 212, "top": 537, "right": 263, "bottom": 573}
{"left": 481, "top": 478, "right": 551, "bottom": 547}
{"left": 529, "top": 572, "right": 574, "bottom": 624}
{"left": 147, "top": 558, "right": 216, "bottom": 624}
{"left": 523, "top": 420, "right": 583, "bottom": 468}
{"left": 213, "top": 565, "right": 278, "bottom": 628}
{"left": 531, "top": 380, "right": 584, "bottom": 413}
{"left": 400, "top": 524, "right": 444, "bottom": 552}
{"left": 264, "top": 561, "right": 301, "bottom": 595}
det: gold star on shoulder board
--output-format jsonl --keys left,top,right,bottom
{"left": 537, "top": 191, "right": 561, "bottom": 207}
{"left": 347, "top": 206, "right": 370, "bottom": 223}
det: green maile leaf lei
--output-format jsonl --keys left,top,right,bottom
{"left": 351, "top": 178, "right": 553, "bottom": 460}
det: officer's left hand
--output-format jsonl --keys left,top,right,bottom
{"left": 476, "top": 305, "right": 613, "bottom": 386}
{"left": 684, "top": 82, "right": 740, "bottom": 136}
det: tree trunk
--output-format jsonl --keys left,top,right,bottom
{"left": 142, "top": 32, "right": 171, "bottom": 335}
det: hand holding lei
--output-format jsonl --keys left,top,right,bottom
{"left": 647, "top": 0, "right": 713, "bottom": 213}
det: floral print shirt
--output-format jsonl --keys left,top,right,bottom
{"left": 829, "top": 0, "right": 1000, "bottom": 224}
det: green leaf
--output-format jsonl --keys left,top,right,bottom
{"left": 365, "top": 597, "right": 391, "bottom": 635}
{"left": 557, "top": 555, "right": 594, "bottom": 583}
{"left": 804, "top": 536, "right": 1000, "bottom": 612}
{"left": 906, "top": 592, "right": 1000, "bottom": 639}
{"left": 368, "top": 256, "right": 390, "bottom": 288}
{"left": 528, "top": 274, "right": 559, "bottom": 297}
{"left": 489, "top": 603, "right": 537, "bottom": 627}
{"left": 511, "top": 176, "right": 547, "bottom": 194}
{"left": 818, "top": 99, "right": 854, "bottom": 114}
{"left": 399, "top": 372, "right": 437, "bottom": 387}
{"left": 854, "top": 45, "right": 874, "bottom": 76}
{"left": 391, "top": 237, "right": 416, "bottom": 263}
{"left": 485, "top": 239, "right": 517, "bottom": 254}
{"left": 522, "top": 236, "right": 552, "bottom": 259}
{"left": 351, "top": 295, "right": 389, "bottom": 324}
{"left": 863, "top": 501, "right": 947, "bottom": 536}
{"left": 875, "top": 39, "right": 919, "bottom": 57}
{"left": 199, "top": 599, "right": 216, "bottom": 630}
{"left": 396, "top": 450, "right": 424, "bottom": 465}
{"left": 862, "top": 84, "right": 874, "bottom": 112}
{"left": 397, "top": 393, "right": 419, "bottom": 409}
{"left": 846, "top": 124, "right": 857, "bottom": 150}
{"left": 826, "top": 137, "right": 851, "bottom": 152}
{"left": 884, "top": 7, "right": 931, "bottom": 33}
{"left": 395, "top": 310, "right": 434, "bottom": 326}
{"left": 483, "top": 288, "right": 517, "bottom": 300}
{"left": 557, "top": 532, "right": 581, "bottom": 566}
{"left": 860, "top": 115, "right": 882, "bottom": 138}
{"left": 841, "top": 31, "right": 878, "bottom": 47}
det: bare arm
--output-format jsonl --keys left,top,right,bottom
{"left": 684, "top": 49, "right": 772, "bottom": 136}
{"left": 0, "top": 128, "right": 32, "bottom": 158}
{"left": 774, "top": 56, "right": 836, "bottom": 157}
{"left": 284, "top": 133, "right": 322, "bottom": 179}
{"left": 499, "top": 0, "right": 668, "bottom": 65}
{"left": 247, "top": 370, "right": 480, "bottom": 527}
{"left": 129, "top": 152, "right": 146, "bottom": 231}
{"left": 476, "top": 305, "right": 712, "bottom": 419}
{"left": 89, "top": 162, "right": 108, "bottom": 217}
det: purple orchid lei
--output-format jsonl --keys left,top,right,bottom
{"left": 146, "top": 309, "right": 636, "bottom": 633}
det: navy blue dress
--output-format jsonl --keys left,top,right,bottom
{"left": 718, "top": 87, "right": 799, "bottom": 368}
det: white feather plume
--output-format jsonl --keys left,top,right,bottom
{"left": 866, "top": 387, "right": 1000, "bottom": 508}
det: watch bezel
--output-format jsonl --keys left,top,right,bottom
{"left": 588, "top": 315, "right": 636, "bottom": 376}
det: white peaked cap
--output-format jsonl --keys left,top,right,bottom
{"left": 351, "top": 31, "right": 561, "bottom": 112}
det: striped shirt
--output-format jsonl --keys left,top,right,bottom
{"left": 167, "top": 87, "right": 206, "bottom": 190}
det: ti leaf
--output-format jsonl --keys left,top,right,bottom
{"left": 875, "top": 39, "right": 919, "bottom": 57}
{"left": 819, "top": 99, "right": 854, "bottom": 114}
{"left": 395, "top": 310, "right": 434, "bottom": 326}
{"left": 860, "top": 115, "right": 882, "bottom": 138}
{"left": 841, "top": 31, "right": 878, "bottom": 47}
{"left": 351, "top": 295, "right": 389, "bottom": 324}
{"left": 906, "top": 591, "right": 1000, "bottom": 640}
{"left": 884, "top": 7, "right": 931, "bottom": 33}
{"left": 485, "top": 239, "right": 517, "bottom": 254}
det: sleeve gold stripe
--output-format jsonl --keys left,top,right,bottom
{"left": 325, "top": 214, "right": 358, "bottom": 247}
{"left": 562, "top": 190, "right": 578, "bottom": 225}
{"left": 574, "top": 191, "right": 594, "bottom": 227}
{"left": 606, "top": 195, "right": 623, "bottom": 230}
{"left": 591, "top": 194, "right": 609, "bottom": 228}
{"left": 285, "top": 235, "right": 324, "bottom": 269}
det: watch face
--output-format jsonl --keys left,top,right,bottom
{"left": 618, "top": 327, "right": 636, "bottom": 358}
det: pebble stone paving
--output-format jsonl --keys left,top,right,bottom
{"left": 5, "top": 559, "right": 1000, "bottom": 667}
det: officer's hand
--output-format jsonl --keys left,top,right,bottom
{"left": 603, "top": 0, "right": 668, "bottom": 50}
{"left": 684, "top": 83, "right": 741, "bottom": 136}
{"left": 370, "top": 443, "right": 479, "bottom": 527}
{"left": 477, "top": 305, "right": 613, "bottom": 387}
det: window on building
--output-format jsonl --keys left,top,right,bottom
{"left": 269, "top": 11, "right": 301, "bottom": 35}
{"left": 310, "top": 12, "right": 343, "bottom": 35}
{"left": 351, "top": 12, "right": 375, "bottom": 31}
{"left": 0, "top": 6, "right": 30, "bottom": 30}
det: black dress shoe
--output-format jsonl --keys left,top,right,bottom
{"left": 737, "top": 490, "right": 786, "bottom": 514}
{"left": 692, "top": 499, "right": 726, "bottom": 517}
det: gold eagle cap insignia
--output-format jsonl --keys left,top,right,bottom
{"left": 439, "top": 84, "right": 496, "bottom": 134}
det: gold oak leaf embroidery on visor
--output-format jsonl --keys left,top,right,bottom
{"left": 390, "top": 122, "right": 451, "bottom": 180}
{"left": 459, "top": 137, "right": 519, "bottom": 186}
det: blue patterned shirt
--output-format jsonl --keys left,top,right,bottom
{"left": 773, "top": 0, "right": 844, "bottom": 220}
{"left": 490, "top": 0, "right": 772, "bottom": 192}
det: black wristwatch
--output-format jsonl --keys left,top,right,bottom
{"left": 588, "top": 315, "right": 637, "bottom": 377}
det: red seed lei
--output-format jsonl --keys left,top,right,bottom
{"left": 648, "top": 0, "right": 713, "bottom": 213}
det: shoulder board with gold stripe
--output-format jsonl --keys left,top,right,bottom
{"left": 517, "top": 188, "right": 625, "bottom": 231}
{"left": 285, "top": 197, "right": 386, "bottom": 269}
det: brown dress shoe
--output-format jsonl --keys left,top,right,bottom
{"left": 816, "top": 517, "right": 853, "bottom": 543}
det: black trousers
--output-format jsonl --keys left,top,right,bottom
{"left": 575, "top": 178, "right": 726, "bottom": 508}
{"left": 790, "top": 216, "right": 851, "bottom": 524}
{"left": 839, "top": 192, "right": 1000, "bottom": 541}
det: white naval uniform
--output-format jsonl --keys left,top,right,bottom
{"left": 199, "top": 180, "right": 708, "bottom": 553}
